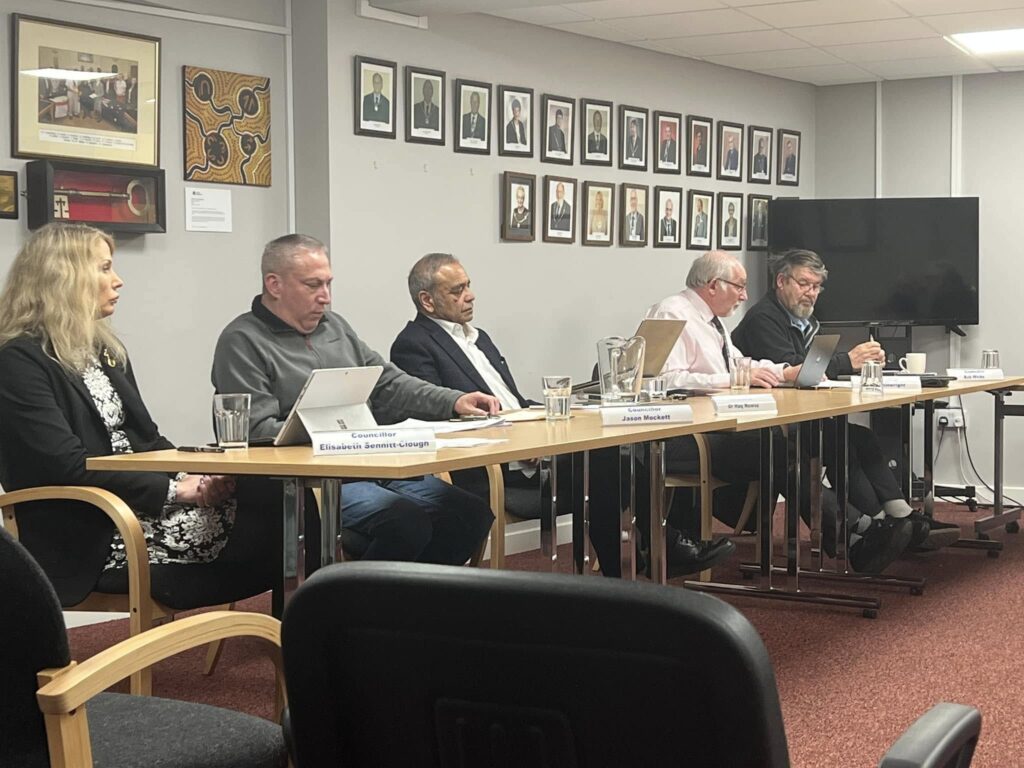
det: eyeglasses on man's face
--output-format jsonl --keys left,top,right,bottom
{"left": 785, "top": 274, "right": 825, "bottom": 294}
{"left": 716, "top": 278, "right": 747, "bottom": 294}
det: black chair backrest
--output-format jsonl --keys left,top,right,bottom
{"left": 282, "top": 562, "right": 790, "bottom": 768}
{"left": 0, "top": 527, "right": 70, "bottom": 768}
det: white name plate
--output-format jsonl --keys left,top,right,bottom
{"left": 600, "top": 404, "right": 694, "bottom": 426}
{"left": 947, "top": 368, "right": 1004, "bottom": 381}
{"left": 312, "top": 428, "right": 436, "bottom": 456}
{"left": 850, "top": 375, "right": 922, "bottom": 391}
{"left": 711, "top": 394, "right": 777, "bottom": 414}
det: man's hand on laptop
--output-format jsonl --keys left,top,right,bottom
{"left": 750, "top": 368, "right": 781, "bottom": 389}
{"left": 455, "top": 392, "right": 501, "bottom": 416}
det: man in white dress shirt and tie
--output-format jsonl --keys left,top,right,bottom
{"left": 626, "top": 188, "right": 645, "bottom": 242}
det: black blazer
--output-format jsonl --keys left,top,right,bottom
{"left": 390, "top": 314, "right": 532, "bottom": 408}
{"left": 0, "top": 336, "right": 174, "bottom": 604}
{"left": 731, "top": 292, "right": 852, "bottom": 379}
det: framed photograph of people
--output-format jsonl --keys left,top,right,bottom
{"left": 541, "top": 95, "right": 574, "bottom": 165}
{"left": 653, "top": 186, "right": 682, "bottom": 249}
{"left": 777, "top": 128, "right": 801, "bottom": 186}
{"left": 686, "top": 115, "right": 712, "bottom": 178}
{"left": 716, "top": 120, "right": 743, "bottom": 181}
{"left": 582, "top": 181, "right": 614, "bottom": 247}
{"left": 747, "top": 193, "right": 770, "bottom": 251}
{"left": 717, "top": 192, "right": 743, "bottom": 251}
{"left": 619, "top": 105, "right": 648, "bottom": 171}
{"left": 580, "top": 99, "right": 612, "bottom": 167}
{"left": 497, "top": 85, "right": 533, "bottom": 157}
{"left": 686, "top": 189, "right": 713, "bottom": 250}
{"left": 454, "top": 79, "right": 491, "bottom": 155}
{"left": 0, "top": 171, "right": 18, "bottom": 219}
{"left": 353, "top": 55, "right": 396, "bottom": 139}
{"left": 653, "top": 111, "right": 682, "bottom": 175}
{"left": 404, "top": 65, "right": 445, "bottom": 145}
{"left": 619, "top": 183, "right": 648, "bottom": 247}
{"left": 11, "top": 14, "right": 161, "bottom": 166}
{"left": 543, "top": 175, "right": 576, "bottom": 244}
{"left": 747, "top": 125, "right": 772, "bottom": 184}
{"left": 500, "top": 171, "right": 536, "bottom": 242}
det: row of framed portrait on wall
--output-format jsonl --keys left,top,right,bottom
{"left": 354, "top": 56, "right": 802, "bottom": 186}
{"left": 500, "top": 171, "right": 773, "bottom": 251}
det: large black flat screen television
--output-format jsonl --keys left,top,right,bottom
{"left": 768, "top": 197, "right": 979, "bottom": 326}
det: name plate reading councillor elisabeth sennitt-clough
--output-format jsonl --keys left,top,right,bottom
{"left": 600, "top": 404, "right": 694, "bottom": 426}
{"left": 711, "top": 394, "right": 777, "bottom": 415}
{"left": 313, "top": 429, "right": 436, "bottom": 456}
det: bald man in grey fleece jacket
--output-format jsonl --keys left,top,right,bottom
{"left": 212, "top": 234, "right": 498, "bottom": 566}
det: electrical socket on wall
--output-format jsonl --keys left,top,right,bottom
{"left": 936, "top": 408, "right": 965, "bottom": 429}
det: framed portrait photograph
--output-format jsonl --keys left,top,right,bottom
{"left": 686, "top": 115, "right": 712, "bottom": 178}
{"left": 582, "top": 181, "right": 614, "bottom": 246}
{"left": 501, "top": 171, "right": 536, "bottom": 242}
{"left": 0, "top": 171, "right": 18, "bottom": 219}
{"left": 498, "top": 85, "right": 533, "bottom": 157}
{"left": 717, "top": 192, "right": 743, "bottom": 251}
{"left": 454, "top": 79, "right": 491, "bottom": 155}
{"left": 747, "top": 193, "right": 770, "bottom": 251}
{"left": 543, "top": 174, "right": 576, "bottom": 244}
{"left": 778, "top": 128, "right": 801, "bottom": 186}
{"left": 541, "top": 94, "right": 574, "bottom": 165}
{"left": 686, "top": 189, "right": 713, "bottom": 250}
{"left": 653, "top": 111, "right": 682, "bottom": 175}
{"left": 580, "top": 99, "right": 612, "bottom": 167}
{"left": 405, "top": 65, "right": 445, "bottom": 145}
{"left": 619, "top": 183, "right": 648, "bottom": 247}
{"left": 653, "top": 186, "right": 682, "bottom": 249}
{"left": 619, "top": 105, "right": 648, "bottom": 171}
{"left": 353, "top": 55, "right": 396, "bottom": 139}
{"left": 747, "top": 125, "right": 772, "bottom": 184}
{"left": 11, "top": 14, "right": 161, "bottom": 166}
{"left": 717, "top": 120, "right": 743, "bottom": 182}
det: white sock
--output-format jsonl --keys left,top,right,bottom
{"left": 850, "top": 532, "right": 863, "bottom": 546}
{"left": 855, "top": 515, "right": 873, "bottom": 534}
{"left": 883, "top": 499, "right": 913, "bottom": 518}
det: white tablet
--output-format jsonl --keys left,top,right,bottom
{"left": 274, "top": 366, "right": 383, "bottom": 446}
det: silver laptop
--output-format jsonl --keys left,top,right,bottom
{"left": 777, "top": 334, "right": 841, "bottom": 389}
{"left": 571, "top": 319, "right": 686, "bottom": 393}
{"left": 274, "top": 366, "right": 383, "bottom": 446}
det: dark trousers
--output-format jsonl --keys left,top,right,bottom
{"left": 449, "top": 456, "right": 575, "bottom": 521}
{"left": 822, "top": 421, "right": 903, "bottom": 517}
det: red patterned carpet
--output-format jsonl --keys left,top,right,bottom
{"left": 68, "top": 503, "right": 1024, "bottom": 767}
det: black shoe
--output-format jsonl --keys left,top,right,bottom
{"left": 850, "top": 517, "right": 913, "bottom": 574}
{"left": 665, "top": 527, "right": 736, "bottom": 574}
{"left": 909, "top": 514, "right": 960, "bottom": 552}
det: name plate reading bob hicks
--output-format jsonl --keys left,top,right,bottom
{"left": 313, "top": 429, "right": 436, "bottom": 456}
{"left": 600, "top": 404, "right": 694, "bottom": 426}
{"left": 711, "top": 394, "right": 777, "bottom": 415}
{"left": 947, "top": 368, "right": 1004, "bottom": 381}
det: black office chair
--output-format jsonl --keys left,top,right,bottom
{"left": 0, "top": 525, "right": 287, "bottom": 768}
{"left": 281, "top": 561, "right": 980, "bottom": 767}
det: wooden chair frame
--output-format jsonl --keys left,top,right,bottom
{"left": 36, "top": 610, "right": 285, "bottom": 768}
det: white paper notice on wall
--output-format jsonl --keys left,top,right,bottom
{"left": 185, "top": 187, "right": 232, "bottom": 232}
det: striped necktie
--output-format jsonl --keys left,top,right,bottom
{"left": 710, "top": 315, "right": 731, "bottom": 371}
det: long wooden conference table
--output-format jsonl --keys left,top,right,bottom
{"left": 87, "top": 376, "right": 1024, "bottom": 617}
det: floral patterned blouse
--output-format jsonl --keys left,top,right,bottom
{"left": 81, "top": 360, "right": 237, "bottom": 569}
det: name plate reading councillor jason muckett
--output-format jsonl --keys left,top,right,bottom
{"left": 711, "top": 394, "right": 777, "bottom": 415}
{"left": 600, "top": 404, "right": 694, "bottom": 426}
{"left": 313, "top": 428, "right": 436, "bottom": 456}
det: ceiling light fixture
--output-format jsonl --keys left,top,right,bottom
{"left": 947, "top": 28, "right": 1024, "bottom": 55}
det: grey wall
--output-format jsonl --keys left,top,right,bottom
{"left": 815, "top": 83, "right": 875, "bottom": 199}
{"left": 292, "top": 3, "right": 816, "bottom": 400}
{"left": 0, "top": 1, "right": 290, "bottom": 445}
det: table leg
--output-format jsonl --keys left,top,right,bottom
{"left": 900, "top": 404, "right": 913, "bottom": 501}
{"left": 573, "top": 451, "right": 592, "bottom": 575}
{"left": 274, "top": 477, "right": 305, "bottom": 618}
{"left": 785, "top": 422, "right": 803, "bottom": 587}
{"left": 922, "top": 400, "right": 935, "bottom": 517}
{"left": 319, "top": 478, "right": 344, "bottom": 566}
{"left": 759, "top": 426, "right": 774, "bottom": 587}
{"left": 963, "top": 390, "right": 1019, "bottom": 544}
{"left": 807, "top": 420, "right": 823, "bottom": 572}
{"left": 649, "top": 440, "right": 667, "bottom": 585}
{"left": 540, "top": 455, "right": 558, "bottom": 569}
{"left": 619, "top": 445, "right": 637, "bottom": 581}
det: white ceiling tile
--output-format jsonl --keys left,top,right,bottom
{"left": 742, "top": 0, "right": 908, "bottom": 28}
{"left": 560, "top": 0, "right": 725, "bottom": 20}
{"left": 862, "top": 55, "right": 997, "bottom": 77}
{"left": 762, "top": 62, "right": 879, "bottom": 84}
{"left": 488, "top": 6, "right": 591, "bottom": 25}
{"left": 976, "top": 50, "right": 1024, "bottom": 67}
{"left": 824, "top": 37, "right": 961, "bottom": 63}
{"left": 547, "top": 19, "right": 645, "bottom": 41}
{"left": 706, "top": 46, "right": 844, "bottom": 69}
{"left": 921, "top": 8, "right": 1024, "bottom": 34}
{"left": 895, "top": 0, "right": 1024, "bottom": 15}
{"left": 604, "top": 8, "right": 770, "bottom": 39}
{"left": 655, "top": 29, "right": 810, "bottom": 56}
{"left": 627, "top": 39, "right": 691, "bottom": 55}
{"left": 787, "top": 17, "right": 938, "bottom": 46}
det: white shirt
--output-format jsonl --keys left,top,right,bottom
{"left": 429, "top": 318, "right": 521, "bottom": 411}
{"left": 645, "top": 288, "right": 786, "bottom": 389}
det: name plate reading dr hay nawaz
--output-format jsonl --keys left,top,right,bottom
{"left": 711, "top": 394, "right": 778, "bottom": 415}
{"left": 313, "top": 429, "right": 436, "bottom": 456}
{"left": 600, "top": 404, "right": 694, "bottom": 426}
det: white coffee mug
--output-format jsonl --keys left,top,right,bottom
{"left": 899, "top": 352, "right": 927, "bottom": 375}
